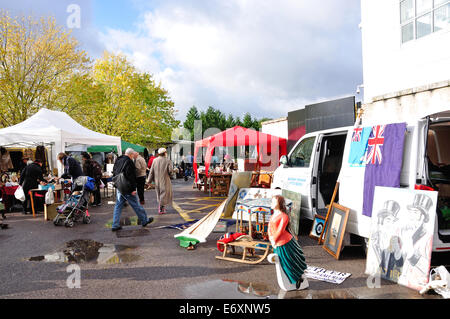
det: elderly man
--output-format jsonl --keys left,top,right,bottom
{"left": 111, "top": 148, "right": 154, "bottom": 231}
{"left": 147, "top": 148, "right": 173, "bottom": 215}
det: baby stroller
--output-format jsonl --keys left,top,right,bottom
{"left": 53, "top": 176, "right": 95, "bottom": 228}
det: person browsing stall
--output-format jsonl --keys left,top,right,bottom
{"left": 57, "top": 153, "right": 83, "bottom": 181}
{"left": 19, "top": 159, "right": 47, "bottom": 215}
{"left": 81, "top": 152, "right": 103, "bottom": 207}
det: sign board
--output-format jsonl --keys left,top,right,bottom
{"left": 365, "top": 187, "right": 438, "bottom": 291}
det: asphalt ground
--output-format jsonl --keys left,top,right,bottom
{"left": 0, "top": 178, "right": 448, "bottom": 300}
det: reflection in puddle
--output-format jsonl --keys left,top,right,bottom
{"left": 183, "top": 279, "right": 278, "bottom": 299}
{"left": 184, "top": 279, "right": 360, "bottom": 299}
{"left": 28, "top": 239, "right": 139, "bottom": 265}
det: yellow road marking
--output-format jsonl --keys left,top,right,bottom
{"left": 172, "top": 201, "right": 194, "bottom": 222}
{"left": 173, "top": 198, "right": 224, "bottom": 221}
{"left": 183, "top": 204, "right": 221, "bottom": 214}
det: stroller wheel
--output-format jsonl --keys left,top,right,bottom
{"left": 53, "top": 216, "right": 60, "bottom": 226}
{"left": 64, "top": 220, "right": 74, "bottom": 228}
{"left": 83, "top": 216, "right": 91, "bottom": 224}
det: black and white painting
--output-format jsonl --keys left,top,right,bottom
{"left": 365, "top": 187, "right": 438, "bottom": 291}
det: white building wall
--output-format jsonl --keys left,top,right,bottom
{"left": 361, "top": 0, "right": 450, "bottom": 103}
{"left": 360, "top": 0, "right": 450, "bottom": 122}
{"left": 261, "top": 118, "right": 288, "bottom": 140}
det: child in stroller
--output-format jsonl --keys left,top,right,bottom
{"left": 53, "top": 176, "right": 96, "bottom": 228}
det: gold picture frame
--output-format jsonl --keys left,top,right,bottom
{"left": 322, "top": 203, "right": 350, "bottom": 260}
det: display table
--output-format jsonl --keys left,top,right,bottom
{"left": 0, "top": 185, "right": 19, "bottom": 217}
{"left": 101, "top": 176, "right": 114, "bottom": 198}
{"left": 208, "top": 173, "right": 232, "bottom": 196}
{"left": 197, "top": 172, "right": 208, "bottom": 192}
{"left": 29, "top": 188, "right": 65, "bottom": 218}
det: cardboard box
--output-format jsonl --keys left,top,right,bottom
{"left": 44, "top": 202, "right": 63, "bottom": 221}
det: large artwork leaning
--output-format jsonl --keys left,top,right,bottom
{"left": 365, "top": 187, "right": 438, "bottom": 291}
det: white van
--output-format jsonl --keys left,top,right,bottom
{"left": 271, "top": 111, "right": 450, "bottom": 252}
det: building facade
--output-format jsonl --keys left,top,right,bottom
{"left": 360, "top": 0, "right": 450, "bottom": 123}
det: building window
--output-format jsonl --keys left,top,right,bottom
{"left": 400, "top": 0, "right": 450, "bottom": 43}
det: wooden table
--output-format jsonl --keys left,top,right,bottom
{"left": 29, "top": 188, "right": 64, "bottom": 218}
{"left": 208, "top": 173, "right": 232, "bottom": 196}
{"left": 0, "top": 186, "right": 19, "bottom": 218}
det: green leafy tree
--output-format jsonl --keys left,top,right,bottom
{"left": 183, "top": 106, "right": 200, "bottom": 139}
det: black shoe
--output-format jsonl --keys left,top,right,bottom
{"left": 296, "top": 278, "right": 304, "bottom": 290}
{"left": 142, "top": 217, "right": 154, "bottom": 228}
{"left": 111, "top": 226, "right": 123, "bottom": 232}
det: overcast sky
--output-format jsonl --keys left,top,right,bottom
{"left": 0, "top": 0, "right": 363, "bottom": 121}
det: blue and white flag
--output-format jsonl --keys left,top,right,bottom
{"left": 348, "top": 127, "right": 371, "bottom": 166}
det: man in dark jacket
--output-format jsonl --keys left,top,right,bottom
{"left": 19, "top": 159, "right": 47, "bottom": 214}
{"left": 81, "top": 152, "right": 103, "bottom": 206}
{"left": 111, "top": 148, "right": 154, "bottom": 231}
{"left": 57, "top": 153, "right": 83, "bottom": 181}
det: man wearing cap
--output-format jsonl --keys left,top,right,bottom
{"left": 111, "top": 148, "right": 154, "bottom": 231}
{"left": 147, "top": 148, "right": 173, "bottom": 215}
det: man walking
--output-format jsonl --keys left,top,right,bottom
{"left": 147, "top": 148, "right": 173, "bottom": 215}
{"left": 111, "top": 148, "right": 153, "bottom": 231}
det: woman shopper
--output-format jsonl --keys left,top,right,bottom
{"left": 19, "top": 159, "right": 47, "bottom": 214}
{"left": 147, "top": 148, "right": 173, "bottom": 215}
{"left": 269, "top": 195, "right": 308, "bottom": 290}
{"left": 81, "top": 152, "right": 103, "bottom": 206}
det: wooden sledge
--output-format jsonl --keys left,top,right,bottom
{"left": 216, "top": 239, "right": 272, "bottom": 265}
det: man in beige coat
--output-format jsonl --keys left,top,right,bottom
{"left": 134, "top": 152, "right": 148, "bottom": 205}
{"left": 147, "top": 148, "right": 173, "bottom": 214}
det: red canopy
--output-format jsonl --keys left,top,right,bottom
{"left": 193, "top": 126, "right": 287, "bottom": 182}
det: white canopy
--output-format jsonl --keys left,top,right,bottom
{"left": 0, "top": 108, "right": 122, "bottom": 174}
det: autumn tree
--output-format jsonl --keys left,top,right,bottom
{"left": 0, "top": 12, "right": 89, "bottom": 127}
{"left": 73, "top": 52, "right": 179, "bottom": 147}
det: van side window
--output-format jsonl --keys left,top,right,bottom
{"left": 290, "top": 137, "right": 315, "bottom": 167}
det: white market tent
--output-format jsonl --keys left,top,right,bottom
{"left": 0, "top": 108, "right": 122, "bottom": 175}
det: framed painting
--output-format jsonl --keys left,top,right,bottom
{"left": 309, "top": 214, "right": 326, "bottom": 240}
{"left": 322, "top": 203, "right": 350, "bottom": 260}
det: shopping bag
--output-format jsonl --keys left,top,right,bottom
{"left": 14, "top": 186, "right": 26, "bottom": 202}
{"left": 420, "top": 266, "right": 450, "bottom": 298}
{"left": 45, "top": 189, "right": 55, "bottom": 205}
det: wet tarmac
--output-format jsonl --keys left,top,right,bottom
{"left": 182, "top": 279, "right": 361, "bottom": 299}
{"left": 28, "top": 239, "right": 140, "bottom": 265}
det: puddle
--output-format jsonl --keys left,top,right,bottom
{"left": 28, "top": 239, "right": 140, "bottom": 265}
{"left": 183, "top": 279, "right": 278, "bottom": 299}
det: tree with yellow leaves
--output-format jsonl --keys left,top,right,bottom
{"left": 71, "top": 52, "right": 179, "bottom": 147}
{"left": 0, "top": 12, "right": 90, "bottom": 127}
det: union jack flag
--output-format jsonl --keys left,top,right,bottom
{"left": 365, "top": 125, "right": 385, "bottom": 165}
{"left": 352, "top": 127, "right": 363, "bottom": 142}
